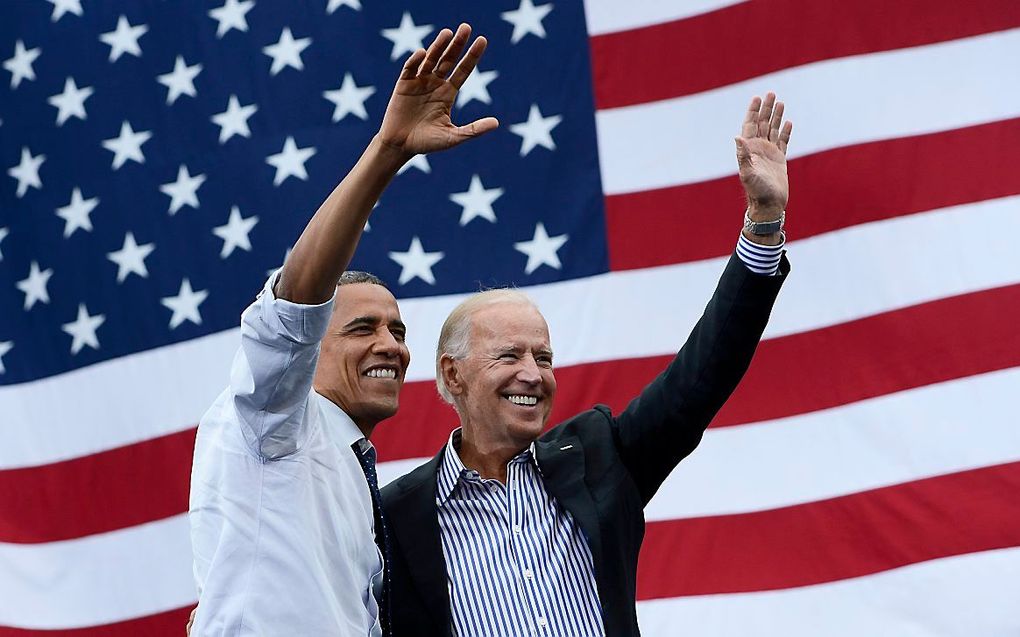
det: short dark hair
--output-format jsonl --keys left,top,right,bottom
{"left": 338, "top": 270, "right": 388, "bottom": 289}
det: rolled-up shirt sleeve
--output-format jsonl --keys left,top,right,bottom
{"left": 229, "top": 271, "right": 335, "bottom": 459}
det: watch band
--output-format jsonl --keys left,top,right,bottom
{"left": 743, "top": 209, "right": 785, "bottom": 235}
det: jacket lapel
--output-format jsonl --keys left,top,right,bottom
{"left": 534, "top": 436, "right": 603, "bottom": 569}
{"left": 386, "top": 452, "right": 451, "bottom": 634}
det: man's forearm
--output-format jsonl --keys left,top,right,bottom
{"left": 274, "top": 136, "right": 409, "bottom": 305}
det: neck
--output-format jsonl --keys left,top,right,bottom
{"left": 313, "top": 384, "right": 377, "bottom": 439}
{"left": 457, "top": 427, "right": 529, "bottom": 484}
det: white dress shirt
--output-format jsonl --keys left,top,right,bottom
{"left": 189, "top": 273, "right": 384, "bottom": 636}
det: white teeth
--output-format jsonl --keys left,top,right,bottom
{"left": 506, "top": 395, "right": 538, "bottom": 406}
{"left": 365, "top": 368, "right": 396, "bottom": 379}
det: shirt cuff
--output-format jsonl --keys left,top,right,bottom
{"left": 736, "top": 232, "right": 785, "bottom": 276}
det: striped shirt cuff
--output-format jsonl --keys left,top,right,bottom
{"left": 736, "top": 231, "right": 785, "bottom": 276}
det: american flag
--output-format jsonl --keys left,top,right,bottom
{"left": 1, "top": 0, "right": 1018, "bottom": 634}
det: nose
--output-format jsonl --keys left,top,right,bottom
{"left": 372, "top": 329, "right": 401, "bottom": 357}
{"left": 516, "top": 355, "right": 542, "bottom": 385}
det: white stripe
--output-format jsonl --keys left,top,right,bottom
{"left": 0, "top": 515, "right": 194, "bottom": 630}
{"left": 645, "top": 367, "right": 1020, "bottom": 521}
{"left": 383, "top": 368, "right": 1020, "bottom": 522}
{"left": 583, "top": 0, "right": 746, "bottom": 36}
{"left": 596, "top": 29, "right": 1020, "bottom": 195}
{"left": 636, "top": 548, "right": 1020, "bottom": 637}
{"left": 3, "top": 196, "right": 1018, "bottom": 468}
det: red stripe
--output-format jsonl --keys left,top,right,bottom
{"left": 0, "top": 606, "right": 191, "bottom": 637}
{"left": 637, "top": 461, "right": 1020, "bottom": 598}
{"left": 4, "top": 284, "right": 1018, "bottom": 542}
{"left": 590, "top": 0, "right": 1020, "bottom": 109}
{"left": 605, "top": 118, "right": 1020, "bottom": 271}
{"left": 0, "top": 429, "right": 194, "bottom": 543}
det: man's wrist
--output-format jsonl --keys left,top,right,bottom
{"left": 367, "top": 135, "right": 414, "bottom": 174}
{"left": 747, "top": 201, "right": 785, "bottom": 221}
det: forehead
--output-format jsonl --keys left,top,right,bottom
{"left": 330, "top": 283, "right": 401, "bottom": 324}
{"left": 470, "top": 302, "right": 550, "bottom": 348}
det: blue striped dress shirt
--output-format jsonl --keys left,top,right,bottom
{"left": 437, "top": 430, "right": 605, "bottom": 637}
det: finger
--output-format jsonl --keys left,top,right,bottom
{"left": 778, "top": 120, "right": 793, "bottom": 154}
{"left": 741, "top": 96, "right": 762, "bottom": 138}
{"left": 399, "top": 49, "right": 427, "bottom": 80}
{"left": 419, "top": 28, "right": 453, "bottom": 75}
{"left": 768, "top": 101, "right": 785, "bottom": 143}
{"left": 448, "top": 36, "right": 488, "bottom": 89}
{"left": 435, "top": 23, "right": 471, "bottom": 78}
{"left": 757, "top": 92, "right": 776, "bottom": 138}
{"left": 455, "top": 116, "right": 500, "bottom": 141}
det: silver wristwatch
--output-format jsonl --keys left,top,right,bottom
{"left": 743, "top": 209, "right": 785, "bottom": 235}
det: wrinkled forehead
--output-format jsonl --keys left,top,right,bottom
{"left": 330, "top": 282, "right": 402, "bottom": 325}
{"left": 470, "top": 302, "right": 551, "bottom": 349}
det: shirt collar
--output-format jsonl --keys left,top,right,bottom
{"left": 312, "top": 390, "right": 371, "bottom": 453}
{"left": 436, "top": 428, "right": 537, "bottom": 506}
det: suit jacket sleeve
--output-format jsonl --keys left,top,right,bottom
{"left": 612, "top": 251, "right": 788, "bottom": 504}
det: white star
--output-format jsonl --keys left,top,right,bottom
{"left": 501, "top": 0, "right": 554, "bottom": 44}
{"left": 211, "top": 95, "right": 257, "bottom": 143}
{"left": 16, "top": 261, "right": 53, "bottom": 310}
{"left": 101, "top": 121, "right": 152, "bottom": 169}
{"left": 327, "top": 0, "right": 361, "bottom": 12}
{"left": 449, "top": 175, "right": 503, "bottom": 225}
{"left": 456, "top": 68, "right": 498, "bottom": 108}
{"left": 107, "top": 232, "right": 155, "bottom": 283}
{"left": 99, "top": 15, "right": 148, "bottom": 62}
{"left": 208, "top": 0, "right": 254, "bottom": 38}
{"left": 509, "top": 104, "right": 561, "bottom": 156}
{"left": 0, "top": 227, "right": 8, "bottom": 260}
{"left": 62, "top": 304, "right": 106, "bottom": 355}
{"left": 47, "top": 77, "right": 93, "bottom": 126}
{"left": 396, "top": 154, "right": 431, "bottom": 175}
{"left": 263, "top": 27, "right": 312, "bottom": 76}
{"left": 47, "top": 0, "right": 83, "bottom": 21}
{"left": 161, "top": 278, "right": 209, "bottom": 329}
{"left": 323, "top": 73, "right": 375, "bottom": 122}
{"left": 159, "top": 164, "right": 206, "bottom": 215}
{"left": 381, "top": 12, "right": 433, "bottom": 61}
{"left": 388, "top": 236, "right": 443, "bottom": 285}
{"left": 0, "top": 340, "right": 12, "bottom": 374}
{"left": 3, "top": 40, "right": 41, "bottom": 89}
{"left": 56, "top": 187, "right": 99, "bottom": 237}
{"left": 213, "top": 205, "right": 259, "bottom": 258}
{"left": 266, "top": 136, "right": 316, "bottom": 186}
{"left": 7, "top": 147, "right": 45, "bottom": 198}
{"left": 514, "top": 222, "right": 568, "bottom": 274}
{"left": 157, "top": 56, "right": 202, "bottom": 105}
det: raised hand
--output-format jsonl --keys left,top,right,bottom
{"left": 735, "top": 92, "right": 793, "bottom": 216}
{"left": 378, "top": 24, "right": 499, "bottom": 157}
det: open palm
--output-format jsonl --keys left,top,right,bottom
{"left": 378, "top": 25, "right": 499, "bottom": 156}
{"left": 735, "top": 93, "right": 793, "bottom": 212}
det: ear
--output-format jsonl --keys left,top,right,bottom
{"left": 439, "top": 354, "right": 464, "bottom": 397}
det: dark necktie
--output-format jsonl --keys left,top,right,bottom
{"left": 352, "top": 441, "right": 392, "bottom": 637}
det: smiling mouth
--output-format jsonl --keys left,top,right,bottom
{"left": 504, "top": 394, "right": 538, "bottom": 406}
{"left": 364, "top": 368, "right": 398, "bottom": 379}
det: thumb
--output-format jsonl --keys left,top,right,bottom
{"left": 455, "top": 116, "right": 500, "bottom": 142}
{"left": 734, "top": 137, "right": 752, "bottom": 169}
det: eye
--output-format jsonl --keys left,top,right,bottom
{"left": 391, "top": 329, "right": 406, "bottom": 342}
{"left": 499, "top": 352, "right": 518, "bottom": 361}
{"left": 537, "top": 356, "right": 553, "bottom": 368}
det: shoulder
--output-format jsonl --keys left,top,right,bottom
{"left": 381, "top": 450, "right": 444, "bottom": 506}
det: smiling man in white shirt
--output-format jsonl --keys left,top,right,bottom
{"left": 188, "top": 23, "right": 498, "bottom": 636}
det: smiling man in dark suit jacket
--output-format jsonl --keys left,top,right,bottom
{"left": 381, "top": 93, "right": 794, "bottom": 637}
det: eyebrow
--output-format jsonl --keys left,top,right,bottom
{"left": 342, "top": 316, "right": 406, "bottom": 332}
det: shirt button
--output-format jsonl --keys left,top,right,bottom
{"left": 512, "top": 524, "right": 522, "bottom": 534}
{"left": 537, "top": 617, "right": 547, "bottom": 628}
{"left": 523, "top": 568, "right": 533, "bottom": 580}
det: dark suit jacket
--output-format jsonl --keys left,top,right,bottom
{"left": 381, "top": 252, "right": 788, "bottom": 636}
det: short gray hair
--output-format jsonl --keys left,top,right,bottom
{"left": 435, "top": 289, "right": 538, "bottom": 404}
{"left": 338, "top": 270, "right": 388, "bottom": 289}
